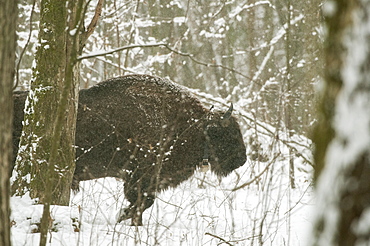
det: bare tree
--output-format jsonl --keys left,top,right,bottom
{"left": 0, "top": 0, "right": 18, "bottom": 245}
{"left": 311, "top": 0, "right": 370, "bottom": 244}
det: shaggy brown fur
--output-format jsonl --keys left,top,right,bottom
{"left": 12, "top": 74, "right": 246, "bottom": 225}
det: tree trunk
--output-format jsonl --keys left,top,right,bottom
{"left": 311, "top": 0, "right": 370, "bottom": 244}
{"left": 12, "top": 0, "right": 83, "bottom": 206}
{"left": 284, "top": 0, "right": 296, "bottom": 189}
{"left": 0, "top": 0, "right": 18, "bottom": 245}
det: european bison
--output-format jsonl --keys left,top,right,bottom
{"left": 12, "top": 74, "right": 247, "bottom": 225}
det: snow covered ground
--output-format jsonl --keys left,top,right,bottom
{"left": 10, "top": 135, "right": 314, "bottom": 246}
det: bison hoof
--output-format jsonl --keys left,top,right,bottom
{"left": 116, "top": 207, "right": 143, "bottom": 226}
{"left": 116, "top": 207, "right": 133, "bottom": 223}
{"left": 131, "top": 217, "right": 143, "bottom": 226}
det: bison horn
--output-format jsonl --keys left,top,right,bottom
{"left": 222, "top": 103, "right": 233, "bottom": 120}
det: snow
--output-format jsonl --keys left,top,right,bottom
{"left": 173, "top": 16, "right": 186, "bottom": 24}
{"left": 199, "top": 30, "right": 225, "bottom": 39}
{"left": 229, "top": 1, "right": 273, "bottom": 19}
{"left": 69, "top": 28, "right": 78, "bottom": 36}
{"left": 322, "top": 1, "right": 337, "bottom": 17}
{"left": 10, "top": 128, "right": 314, "bottom": 245}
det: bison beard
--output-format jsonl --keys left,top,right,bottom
{"left": 12, "top": 74, "right": 247, "bottom": 226}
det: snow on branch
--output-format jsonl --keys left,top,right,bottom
{"left": 229, "top": 0, "right": 274, "bottom": 19}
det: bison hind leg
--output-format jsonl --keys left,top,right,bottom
{"left": 71, "top": 178, "right": 80, "bottom": 194}
{"left": 116, "top": 207, "right": 143, "bottom": 226}
{"left": 116, "top": 207, "right": 134, "bottom": 223}
{"left": 130, "top": 207, "right": 144, "bottom": 226}
{"left": 117, "top": 206, "right": 144, "bottom": 226}
{"left": 116, "top": 195, "right": 154, "bottom": 226}
{"left": 116, "top": 206, "right": 145, "bottom": 226}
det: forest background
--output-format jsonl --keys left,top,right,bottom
{"left": 16, "top": 0, "right": 322, "bottom": 138}
{"left": 3, "top": 0, "right": 325, "bottom": 245}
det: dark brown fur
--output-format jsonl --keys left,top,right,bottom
{"left": 12, "top": 74, "right": 246, "bottom": 225}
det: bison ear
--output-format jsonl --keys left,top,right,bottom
{"left": 221, "top": 103, "right": 233, "bottom": 120}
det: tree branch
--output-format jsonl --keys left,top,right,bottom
{"left": 86, "top": 0, "right": 103, "bottom": 38}
{"left": 14, "top": 0, "right": 36, "bottom": 90}
{"left": 79, "top": 0, "right": 104, "bottom": 53}
{"left": 205, "top": 233, "right": 234, "bottom": 246}
{"left": 78, "top": 42, "right": 253, "bottom": 80}
{"left": 78, "top": 43, "right": 167, "bottom": 61}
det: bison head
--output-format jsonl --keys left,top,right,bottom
{"left": 201, "top": 104, "right": 247, "bottom": 177}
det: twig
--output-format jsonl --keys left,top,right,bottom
{"left": 79, "top": 0, "right": 104, "bottom": 53}
{"left": 156, "top": 195, "right": 183, "bottom": 209}
{"left": 239, "top": 112, "right": 313, "bottom": 166}
{"left": 205, "top": 232, "right": 234, "bottom": 246}
{"left": 86, "top": 0, "right": 104, "bottom": 39}
{"left": 232, "top": 153, "right": 280, "bottom": 191}
{"left": 284, "top": 184, "right": 313, "bottom": 215}
{"left": 162, "top": 44, "right": 252, "bottom": 80}
{"left": 14, "top": 0, "right": 37, "bottom": 90}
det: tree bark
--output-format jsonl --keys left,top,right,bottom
{"left": 311, "top": 0, "right": 370, "bottom": 244}
{"left": 312, "top": 0, "right": 350, "bottom": 181}
{"left": 0, "top": 0, "right": 18, "bottom": 245}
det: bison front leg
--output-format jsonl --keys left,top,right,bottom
{"left": 130, "top": 196, "right": 154, "bottom": 226}
{"left": 117, "top": 180, "right": 155, "bottom": 226}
